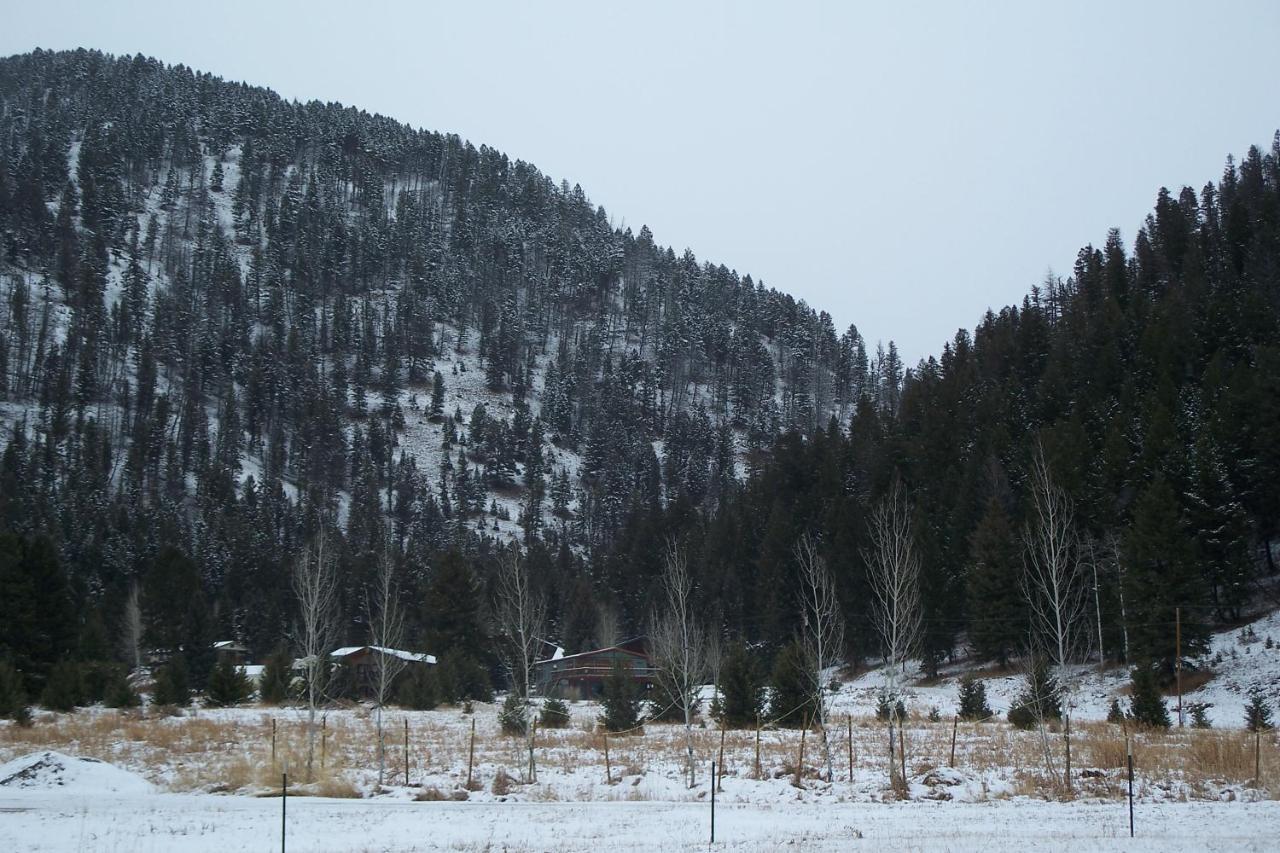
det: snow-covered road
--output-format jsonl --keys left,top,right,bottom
{"left": 1, "top": 792, "right": 1276, "bottom": 852}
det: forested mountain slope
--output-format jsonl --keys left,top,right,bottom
{"left": 1, "top": 49, "right": 1277, "bottom": 703}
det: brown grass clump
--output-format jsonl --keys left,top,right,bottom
{"left": 491, "top": 768, "right": 515, "bottom": 795}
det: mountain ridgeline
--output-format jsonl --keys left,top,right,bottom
{"left": 0, "top": 49, "right": 1277, "bottom": 702}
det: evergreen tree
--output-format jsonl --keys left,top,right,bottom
{"left": 1244, "top": 691, "right": 1275, "bottom": 732}
{"left": 964, "top": 499, "right": 1024, "bottom": 665}
{"left": 1128, "top": 664, "right": 1171, "bottom": 729}
{"left": 718, "top": 642, "right": 765, "bottom": 728}
{"left": 768, "top": 640, "right": 813, "bottom": 727}
{"left": 1007, "top": 659, "right": 1062, "bottom": 730}
{"left": 258, "top": 647, "right": 293, "bottom": 705}
{"left": 600, "top": 658, "right": 643, "bottom": 732}
{"left": 206, "top": 657, "right": 251, "bottom": 706}
{"left": 957, "top": 675, "right": 992, "bottom": 721}
{"left": 104, "top": 668, "right": 141, "bottom": 709}
{"left": 0, "top": 660, "right": 27, "bottom": 719}
{"left": 39, "top": 661, "right": 84, "bottom": 712}
{"left": 153, "top": 655, "right": 191, "bottom": 707}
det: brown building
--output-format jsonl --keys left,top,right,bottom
{"left": 329, "top": 646, "right": 436, "bottom": 699}
{"left": 533, "top": 640, "right": 656, "bottom": 700}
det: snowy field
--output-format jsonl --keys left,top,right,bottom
{"left": 2, "top": 792, "right": 1278, "bottom": 852}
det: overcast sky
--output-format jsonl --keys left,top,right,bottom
{"left": 4, "top": 1, "right": 1280, "bottom": 361}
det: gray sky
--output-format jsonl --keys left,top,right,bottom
{"left": 4, "top": 1, "right": 1280, "bottom": 362}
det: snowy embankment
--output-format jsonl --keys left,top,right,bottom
{"left": 0, "top": 792, "right": 1276, "bottom": 852}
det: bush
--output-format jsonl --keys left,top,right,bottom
{"left": 1107, "top": 697, "right": 1127, "bottom": 724}
{"left": 875, "top": 692, "right": 906, "bottom": 722}
{"left": 104, "top": 668, "right": 141, "bottom": 709}
{"left": 1244, "top": 691, "right": 1274, "bottom": 732}
{"left": 957, "top": 675, "right": 992, "bottom": 721}
{"left": 205, "top": 657, "right": 251, "bottom": 707}
{"left": 1007, "top": 659, "right": 1061, "bottom": 730}
{"left": 1188, "top": 701, "right": 1212, "bottom": 729}
{"left": 40, "top": 661, "right": 84, "bottom": 711}
{"left": 1128, "top": 665, "right": 1170, "bottom": 729}
{"left": 719, "top": 642, "right": 765, "bottom": 728}
{"left": 396, "top": 665, "right": 439, "bottom": 710}
{"left": 600, "top": 658, "right": 643, "bottom": 733}
{"left": 152, "top": 654, "right": 191, "bottom": 707}
{"left": 0, "top": 659, "right": 28, "bottom": 719}
{"left": 499, "top": 692, "right": 528, "bottom": 735}
{"left": 539, "top": 696, "right": 571, "bottom": 729}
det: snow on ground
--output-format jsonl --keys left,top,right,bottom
{"left": 0, "top": 750, "right": 153, "bottom": 795}
{"left": 834, "top": 608, "right": 1280, "bottom": 729}
{"left": 0, "top": 791, "right": 1275, "bottom": 852}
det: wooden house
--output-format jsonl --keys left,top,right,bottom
{"left": 533, "top": 641, "right": 656, "bottom": 700}
{"left": 329, "top": 646, "right": 437, "bottom": 699}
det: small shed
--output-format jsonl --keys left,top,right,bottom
{"left": 212, "top": 641, "right": 249, "bottom": 665}
{"left": 329, "top": 646, "right": 436, "bottom": 699}
{"left": 534, "top": 643, "right": 656, "bottom": 700}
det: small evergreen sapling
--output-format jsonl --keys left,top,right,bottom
{"left": 1244, "top": 691, "right": 1274, "bottom": 732}
{"left": 40, "top": 661, "right": 84, "bottom": 712}
{"left": 957, "top": 675, "right": 993, "bottom": 721}
{"left": 1188, "top": 701, "right": 1212, "bottom": 729}
{"left": 1107, "top": 698, "right": 1127, "bottom": 724}
{"left": 1007, "top": 659, "right": 1061, "bottom": 730}
{"left": 1128, "top": 665, "right": 1171, "bottom": 729}
{"left": 539, "top": 696, "right": 571, "bottom": 729}
{"left": 258, "top": 647, "right": 293, "bottom": 705}
{"left": 105, "top": 668, "right": 141, "bottom": 709}
{"left": 205, "top": 657, "right": 251, "bottom": 707}
{"left": 499, "top": 691, "right": 528, "bottom": 735}
{"left": 152, "top": 655, "right": 191, "bottom": 707}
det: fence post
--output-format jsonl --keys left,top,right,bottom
{"left": 321, "top": 717, "right": 327, "bottom": 770}
{"left": 466, "top": 718, "right": 476, "bottom": 789}
{"left": 949, "top": 715, "right": 958, "bottom": 768}
{"left": 898, "top": 723, "right": 906, "bottom": 785}
{"left": 794, "top": 716, "right": 807, "bottom": 788}
{"left": 717, "top": 722, "right": 726, "bottom": 792}
{"left": 272, "top": 718, "right": 277, "bottom": 767}
{"left": 754, "top": 715, "right": 761, "bottom": 780}
{"left": 404, "top": 718, "right": 409, "bottom": 786}
{"left": 710, "top": 760, "right": 716, "bottom": 844}
{"left": 1126, "top": 735, "right": 1134, "bottom": 838}
{"left": 847, "top": 715, "right": 854, "bottom": 782}
{"left": 604, "top": 731, "right": 612, "bottom": 785}
{"left": 281, "top": 761, "right": 288, "bottom": 853}
{"left": 1255, "top": 729, "right": 1261, "bottom": 784}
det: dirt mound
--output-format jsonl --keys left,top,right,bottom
{"left": 0, "top": 750, "right": 154, "bottom": 794}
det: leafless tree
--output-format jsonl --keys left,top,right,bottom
{"left": 495, "top": 549, "right": 546, "bottom": 783}
{"left": 365, "top": 545, "right": 407, "bottom": 787}
{"left": 864, "top": 478, "right": 922, "bottom": 788}
{"left": 293, "top": 528, "right": 340, "bottom": 783}
{"left": 123, "top": 583, "right": 143, "bottom": 673}
{"left": 795, "top": 532, "right": 844, "bottom": 783}
{"left": 648, "top": 539, "right": 707, "bottom": 788}
{"left": 1020, "top": 443, "right": 1090, "bottom": 794}
{"left": 594, "top": 602, "right": 620, "bottom": 650}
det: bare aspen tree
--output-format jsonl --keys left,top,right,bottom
{"left": 795, "top": 532, "right": 845, "bottom": 784}
{"left": 293, "top": 528, "right": 340, "bottom": 783}
{"left": 365, "top": 544, "right": 407, "bottom": 787}
{"left": 123, "top": 583, "right": 144, "bottom": 673}
{"left": 495, "top": 549, "right": 546, "bottom": 783}
{"left": 864, "top": 479, "right": 922, "bottom": 789}
{"left": 649, "top": 539, "right": 707, "bottom": 788}
{"left": 1021, "top": 444, "right": 1089, "bottom": 794}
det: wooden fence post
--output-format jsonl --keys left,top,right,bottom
{"left": 794, "top": 716, "right": 808, "bottom": 788}
{"left": 404, "top": 718, "right": 409, "bottom": 786}
{"left": 466, "top": 718, "right": 476, "bottom": 789}
{"left": 717, "top": 722, "right": 726, "bottom": 792}
{"left": 604, "top": 732, "right": 612, "bottom": 785}
{"left": 847, "top": 715, "right": 854, "bottom": 782}
{"left": 949, "top": 715, "right": 958, "bottom": 768}
{"left": 754, "top": 715, "right": 762, "bottom": 780}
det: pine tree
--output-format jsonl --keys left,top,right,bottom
{"left": 430, "top": 371, "right": 445, "bottom": 419}
{"left": 768, "top": 640, "right": 813, "bottom": 727}
{"left": 965, "top": 499, "right": 1024, "bottom": 665}
{"left": 539, "top": 696, "right": 571, "bottom": 729}
{"left": 1244, "top": 691, "right": 1275, "bottom": 732}
{"left": 206, "top": 657, "right": 251, "bottom": 706}
{"left": 600, "top": 657, "right": 643, "bottom": 732}
{"left": 258, "top": 647, "right": 293, "bottom": 705}
{"left": 104, "top": 668, "right": 141, "bottom": 709}
{"left": 210, "top": 160, "right": 224, "bottom": 192}
{"left": 1007, "top": 659, "right": 1061, "bottom": 730}
{"left": 718, "top": 642, "right": 765, "bottom": 728}
{"left": 499, "top": 691, "right": 528, "bottom": 735}
{"left": 957, "top": 675, "right": 992, "bottom": 721}
{"left": 0, "top": 659, "right": 27, "bottom": 719}
{"left": 1128, "top": 664, "right": 1171, "bottom": 729}
{"left": 153, "top": 654, "right": 191, "bottom": 707}
{"left": 39, "top": 661, "right": 83, "bottom": 712}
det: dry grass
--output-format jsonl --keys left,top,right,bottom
{"left": 2, "top": 703, "right": 1276, "bottom": 802}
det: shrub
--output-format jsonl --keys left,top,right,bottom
{"left": 1107, "top": 697, "right": 1127, "bottom": 724}
{"left": 40, "top": 661, "right": 84, "bottom": 711}
{"left": 1188, "top": 702, "right": 1212, "bottom": 729}
{"left": 1244, "top": 691, "right": 1274, "bottom": 732}
{"left": 538, "top": 696, "right": 571, "bottom": 729}
{"left": 153, "top": 654, "right": 191, "bottom": 707}
{"left": 875, "top": 692, "right": 906, "bottom": 722}
{"left": 205, "top": 657, "right": 251, "bottom": 707}
{"left": 1128, "top": 665, "right": 1170, "bottom": 729}
{"left": 1007, "top": 659, "right": 1061, "bottom": 730}
{"left": 499, "top": 692, "right": 528, "bottom": 735}
{"left": 957, "top": 675, "right": 992, "bottom": 721}
{"left": 104, "top": 668, "right": 141, "bottom": 709}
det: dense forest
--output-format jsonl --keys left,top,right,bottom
{"left": 0, "top": 49, "right": 1277, "bottom": 709}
